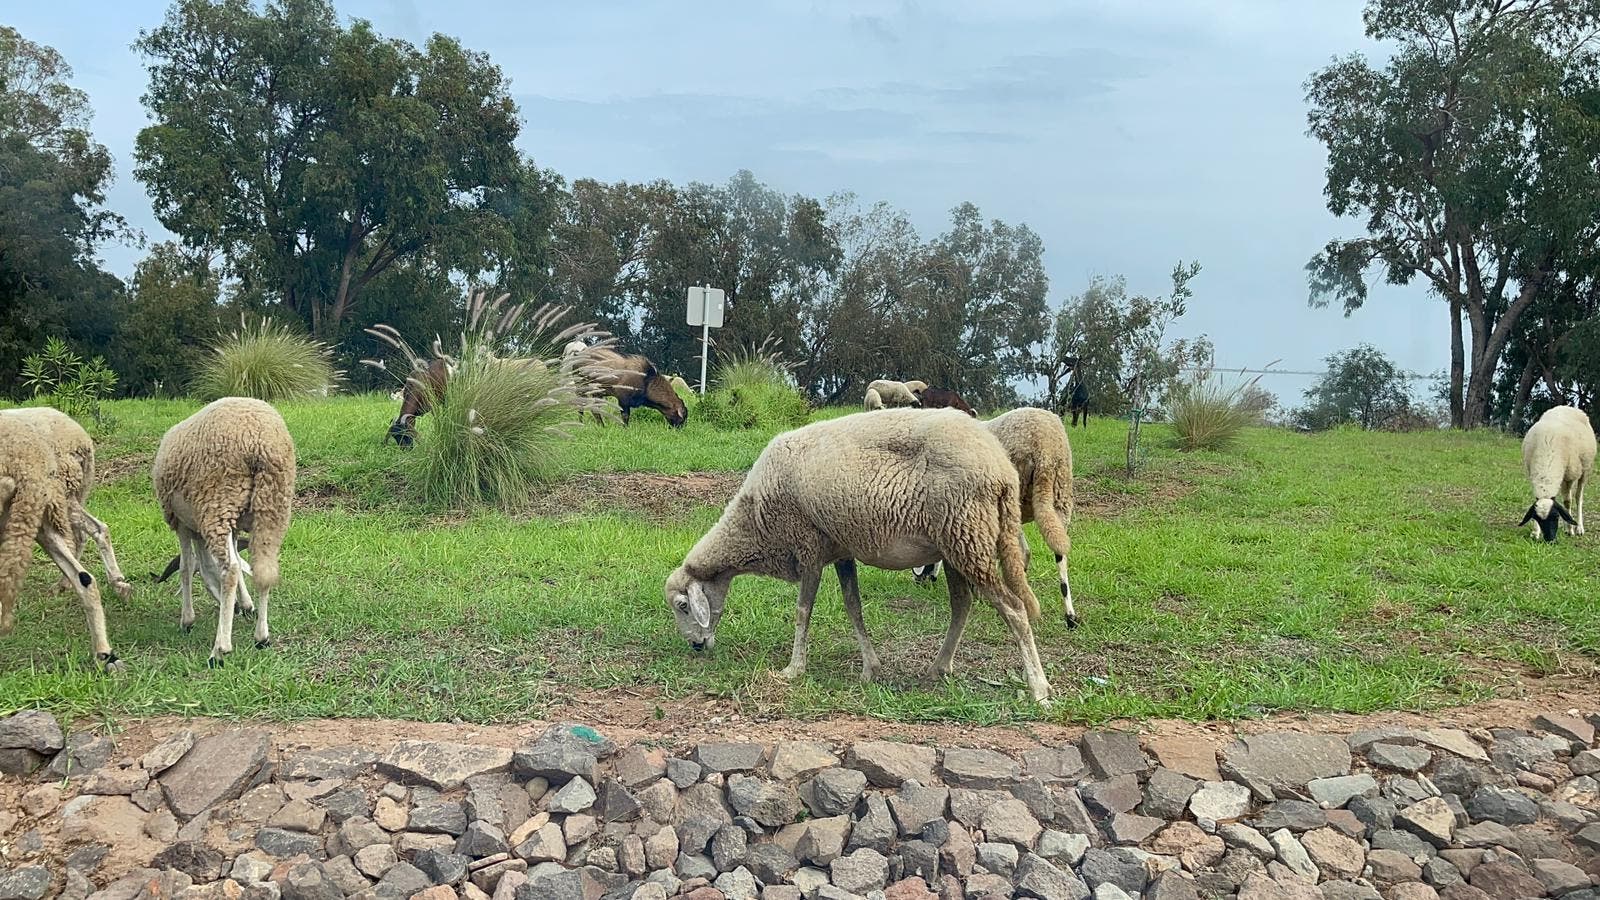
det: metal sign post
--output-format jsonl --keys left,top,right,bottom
{"left": 685, "top": 285, "right": 726, "bottom": 395}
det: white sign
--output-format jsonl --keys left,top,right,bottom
{"left": 686, "top": 286, "right": 726, "bottom": 328}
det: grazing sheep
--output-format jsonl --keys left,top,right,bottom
{"left": 563, "top": 339, "right": 588, "bottom": 358}
{"left": 581, "top": 348, "right": 689, "bottom": 428}
{"left": 863, "top": 388, "right": 885, "bottom": 411}
{"left": 865, "top": 379, "right": 923, "bottom": 408}
{"left": 669, "top": 375, "right": 691, "bottom": 397}
{"left": 0, "top": 417, "right": 119, "bottom": 670}
{"left": 153, "top": 398, "right": 296, "bottom": 666}
{"left": 0, "top": 407, "right": 133, "bottom": 599}
{"left": 917, "top": 386, "right": 976, "bottom": 417}
{"left": 915, "top": 407, "right": 1078, "bottom": 625}
{"left": 1520, "top": 405, "right": 1597, "bottom": 542}
{"left": 1068, "top": 380, "right": 1090, "bottom": 427}
{"left": 663, "top": 408, "right": 1053, "bottom": 703}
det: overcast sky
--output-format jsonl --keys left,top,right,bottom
{"left": 9, "top": 0, "right": 1441, "bottom": 402}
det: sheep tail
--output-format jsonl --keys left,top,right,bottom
{"left": 0, "top": 476, "right": 44, "bottom": 635}
{"left": 996, "top": 480, "right": 1041, "bottom": 624}
{"left": 243, "top": 462, "right": 294, "bottom": 592}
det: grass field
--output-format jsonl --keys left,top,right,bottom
{"left": 1, "top": 395, "right": 1596, "bottom": 726}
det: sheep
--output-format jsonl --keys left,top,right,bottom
{"left": 916, "top": 386, "right": 976, "bottom": 417}
{"left": 863, "top": 388, "right": 885, "bottom": 411}
{"left": 153, "top": 397, "right": 296, "bottom": 666}
{"left": 662, "top": 407, "right": 1053, "bottom": 704}
{"left": 669, "top": 375, "right": 691, "bottom": 397}
{"left": 580, "top": 348, "right": 689, "bottom": 428}
{"left": 563, "top": 339, "right": 589, "bottom": 358}
{"left": 914, "top": 407, "right": 1078, "bottom": 625}
{"left": 0, "top": 407, "right": 133, "bottom": 600}
{"left": 1520, "top": 405, "right": 1596, "bottom": 542}
{"left": 0, "top": 417, "right": 119, "bottom": 670}
{"left": 865, "top": 379, "right": 924, "bottom": 409}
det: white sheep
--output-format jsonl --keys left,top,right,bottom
{"left": 152, "top": 398, "right": 296, "bottom": 665}
{"left": 865, "top": 379, "right": 925, "bottom": 408}
{"left": 0, "top": 417, "right": 119, "bottom": 670}
{"left": 563, "top": 339, "right": 589, "bottom": 358}
{"left": 863, "top": 388, "right": 885, "bottom": 411}
{"left": 663, "top": 407, "right": 1053, "bottom": 703}
{"left": 669, "top": 375, "right": 691, "bottom": 397}
{"left": 0, "top": 407, "right": 133, "bottom": 600}
{"left": 1521, "top": 404, "right": 1596, "bottom": 542}
{"left": 915, "top": 407, "right": 1078, "bottom": 624}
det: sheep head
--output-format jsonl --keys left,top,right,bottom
{"left": 1520, "top": 497, "right": 1576, "bottom": 542}
{"left": 664, "top": 565, "right": 732, "bottom": 652}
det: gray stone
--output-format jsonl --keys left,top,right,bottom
{"left": 546, "top": 778, "right": 596, "bottom": 815}
{"left": 830, "top": 849, "right": 889, "bottom": 895}
{"left": 512, "top": 727, "right": 609, "bottom": 784}
{"left": 847, "top": 795, "right": 896, "bottom": 853}
{"left": 727, "top": 776, "right": 800, "bottom": 828}
{"left": 1429, "top": 758, "right": 1488, "bottom": 800}
{"left": 805, "top": 768, "right": 867, "bottom": 818}
{"left": 713, "top": 867, "right": 758, "bottom": 900}
{"left": 334, "top": 817, "right": 391, "bottom": 856}
{"left": 675, "top": 815, "right": 723, "bottom": 857}
{"left": 267, "top": 799, "right": 327, "bottom": 834}
{"left": 947, "top": 788, "right": 1011, "bottom": 829}
{"left": 1267, "top": 829, "right": 1316, "bottom": 882}
{"left": 378, "top": 861, "right": 431, "bottom": 896}
{"left": 353, "top": 845, "right": 397, "bottom": 880}
{"left": 561, "top": 813, "right": 595, "bottom": 846}
{"left": 81, "top": 762, "right": 149, "bottom": 796}
{"left": 282, "top": 747, "right": 378, "bottom": 781}
{"left": 1307, "top": 775, "right": 1379, "bottom": 809}
{"left": 1369, "top": 743, "right": 1432, "bottom": 774}
{"left": 1083, "top": 732, "right": 1148, "bottom": 778}
{"left": 1454, "top": 820, "right": 1517, "bottom": 848}
{"left": 1423, "top": 857, "right": 1463, "bottom": 889}
{"left": 694, "top": 742, "right": 767, "bottom": 774}
{"left": 319, "top": 786, "right": 371, "bottom": 823}
{"left": 592, "top": 779, "right": 640, "bottom": 823}
{"left": 1108, "top": 813, "right": 1166, "bottom": 845}
{"left": 1530, "top": 858, "right": 1590, "bottom": 896}
{"left": 611, "top": 747, "right": 667, "bottom": 789}
{"left": 897, "top": 839, "right": 939, "bottom": 885}
{"left": 0, "top": 868, "right": 52, "bottom": 900}
{"left": 159, "top": 729, "right": 271, "bottom": 821}
{"left": 1146, "top": 872, "right": 1200, "bottom": 900}
{"left": 1369, "top": 829, "right": 1436, "bottom": 859}
{"left": 231, "top": 853, "right": 276, "bottom": 885}
{"left": 711, "top": 825, "right": 748, "bottom": 871}
{"left": 643, "top": 828, "right": 678, "bottom": 871}
{"left": 1347, "top": 795, "right": 1396, "bottom": 832}
{"left": 1024, "top": 746, "right": 1086, "bottom": 782}
{"left": 0, "top": 711, "right": 64, "bottom": 753}
{"left": 278, "top": 862, "right": 343, "bottom": 900}
{"left": 844, "top": 741, "right": 936, "bottom": 788}
{"left": 888, "top": 782, "right": 948, "bottom": 837}
{"left": 796, "top": 817, "right": 850, "bottom": 866}
{"left": 512, "top": 824, "right": 566, "bottom": 864}
{"left": 48, "top": 733, "right": 114, "bottom": 778}
{"left": 769, "top": 742, "right": 839, "bottom": 781}
{"left": 1533, "top": 712, "right": 1595, "bottom": 746}
{"left": 1469, "top": 861, "right": 1546, "bottom": 899}
{"left": 1464, "top": 786, "right": 1539, "bottom": 825}
{"left": 1298, "top": 828, "right": 1363, "bottom": 881}
{"left": 256, "top": 828, "right": 324, "bottom": 859}
{"left": 414, "top": 850, "right": 470, "bottom": 886}
{"left": 1220, "top": 824, "right": 1276, "bottom": 860}
{"left": 977, "top": 840, "right": 1020, "bottom": 877}
{"left": 1093, "top": 884, "right": 1134, "bottom": 900}
{"left": 323, "top": 856, "right": 373, "bottom": 895}
{"left": 458, "top": 821, "right": 511, "bottom": 858}
{"left": 1490, "top": 733, "right": 1555, "bottom": 774}
{"left": 1080, "top": 848, "right": 1147, "bottom": 896}
{"left": 0, "top": 749, "right": 46, "bottom": 776}
{"left": 64, "top": 846, "right": 107, "bottom": 875}
{"left": 1010, "top": 777, "right": 1056, "bottom": 823}
{"left": 1367, "top": 850, "right": 1422, "bottom": 885}
{"left": 1081, "top": 775, "right": 1143, "bottom": 817}
{"left": 634, "top": 781, "right": 676, "bottom": 826}
{"left": 1143, "top": 768, "right": 1200, "bottom": 820}
{"left": 1395, "top": 797, "right": 1455, "bottom": 848}
{"left": 411, "top": 801, "right": 470, "bottom": 836}
{"left": 982, "top": 796, "right": 1042, "bottom": 848}
{"left": 940, "top": 748, "right": 1020, "bottom": 789}
{"left": 380, "top": 741, "right": 513, "bottom": 793}
{"left": 1189, "top": 781, "right": 1253, "bottom": 821}
{"left": 1257, "top": 800, "right": 1327, "bottom": 833}
{"left": 665, "top": 759, "right": 701, "bottom": 788}
{"left": 746, "top": 844, "right": 799, "bottom": 886}
{"left": 1222, "top": 733, "right": 1353, "bottom": 799}
{"left": 1570, "top": 749, "right": 1600, "bottom": 776}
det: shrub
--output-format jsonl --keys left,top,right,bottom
{"left": 20, "top": 337, "right": 120, "bottom": 431}
{"left": 363, "top": 291, "right": 616, "bottom": 508}
{"left": 193, "top": 316, "right": 338, "bottom": 401}
{"left": 1168, "top": 369, "right": 1263, "bottom": 452}
{"left": 698, "top": 337, "right": 810, "bottom": 431}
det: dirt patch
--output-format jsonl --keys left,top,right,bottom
{"left": 95, "top": 452, "right": 152, "bottom": 485}
{"left": 1074, "top": 462, "right": 1205, "bottom": 520}
{"left": 525, "top": 471, "right": 743, "bottom": 522}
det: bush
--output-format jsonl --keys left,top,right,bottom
{"left": 193, "top": 316, "right": 338, "bottom": 401}
{"left": 698, "top": 337, "right": 810, "bottom": 431}
{"left": 364, "top": 291, "right": 616, "bottom": 508}
{"left": 20, "top": 337, "right": 120, "bottom": 431}
{"left": 1168, "top": 371, "right": 1261, "bottom": 452}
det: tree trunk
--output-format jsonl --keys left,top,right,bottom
{"left": 1448, "top": 297, "right": 1465, "bottom": 428}
{"left": 1511, "top": 352, "right": 1538, "bottom": 432}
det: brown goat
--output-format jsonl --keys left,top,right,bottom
{"left": 915, "top": 386, "right": 976, "bottom": 417}
{"left": 583, "top": 348, "right": 688, "bottom": 428}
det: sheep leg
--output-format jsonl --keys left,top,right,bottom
{"left": 37, "top": 526, "right": 120, "bottom": 672}
{"left": 177, "top": 530, "right": 198, "bottom": 633}
{"left": 228, "top": 533, "right": 255, "bottom": 615}
{"left": 992, "top": 597, "right": 1052, "bottom": 706}
{"left": 205, "top": 534, "right": 241, "bottom": 667}
{"left": 1576, "top": 473, "right": 1588, "bottom": 536}
{"left": 913, "top": 561, "right": 940, "bottom": 585}
{"left": 79, "top": 510, "right": 133, "bottom": 600}
{"left": 777, "top": 569, "right": 820, "bottom": 681}
{"left": 835, "top": 559, "right": 880, "bottom": 682}
{"left": 1029, "top": 477, "right": 1077, "bottom": 626}
{"left": 931, "top": 567, "right": 974, "bottom": 680}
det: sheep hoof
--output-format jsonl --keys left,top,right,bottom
{"left": 207, "top": 655, "right": 225, "bottom": 669}
{"left": 238, "top": 605, "right": 256, "bottom": 617}
{"left": 255, "top": 639, "right": 272, "bottom": 650}
{"left": 776, "top": 665, "right": 802, "bottom": 681}
{"left": 180, "top": 622, "right": 193, "bottom": 634}
{"left": 113, "top": 581, "right": 134, "bottom": 601}
{"left": 1064, "top": 613, "right": 1079, "bottom": 629}
{"left": 97, "top": 652, "right": 124, "bottom": 674}
{"left": 859, "top": 665, "right": 879, "bottom": 684}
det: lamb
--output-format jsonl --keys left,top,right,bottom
{"left": 865, "top": 379, "right": 925, "bottom": 409}
{"left": 0, "top": 417, "right": 119, "bottom": 670}
{"left": 914, "top": 407, "right": 1078, "bottom": 625}
{"left": 663, "top": 407, "right": 1053, "bottom": 703}
{"left": 863, "top": 388, "right": 885, "bottom": 411}
{"left": 1520, "top": 404, "right": 1596, "bottom": 542}
{"left": 916, "top": 386, "right": 976, "bottom": 417}
{"left": 152, "top": 397, "right": 296, "bottom": 665}
{"left": 0, "top": 407, "right": 133, "bottom": 599}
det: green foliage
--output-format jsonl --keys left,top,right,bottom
{"left": 20, "top": 337, "right": 119, "bottom": 429}
{"left": 1168, "top": 370, "right": 1263, "bottom": 452}
{"left": 193, "top": 317, "right": 338, "bottom": 401}
{"left": 698, "top": 338, "right": 810, "bottom": 430}
{"left": 113, "top": 243, "right": 223, "bottom": 396}
{"left": 1294, "top": 344, "right": 1417, "bottom": 432}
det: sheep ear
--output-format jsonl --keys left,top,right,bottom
{"left": 1555, "top": 502, "right": 1577, "bottom": 526}
{"left": 1520, "top": 505, "right": 1538, "bottom": 526}
{"left": 687, "top": 582, "right": 712, "bottom": 628}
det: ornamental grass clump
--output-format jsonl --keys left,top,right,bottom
{"left": 193, "top": 316, "right": 339, "bottom": 401}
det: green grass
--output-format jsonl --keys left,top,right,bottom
{"left": 2, "top": 395, "right": 1596, "bottom": 726}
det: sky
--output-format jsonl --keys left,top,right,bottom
{"left": 8, "top": 0, "right": 1444, "bottom": 404}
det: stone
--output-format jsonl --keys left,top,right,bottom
{"left": 1453, "top": 821, "right": 1516, "bottom": 848}
{"left": 1491, "top": 733, "right": 1556, "bottom": 774}
{"left": 746, "top": 844, "right": 798, "bottom": 886}
{"left": 233, "top": 783, "right": 288, "bottom": 824}
{"left": 560, "top": 814, "right": 595, "bottom": 846}
{"left": 1221, "top": 823, "right": 1276, "bottom": 860}
{"left": 769, "top": 742, "right": 838, "bottom": 781}
{"left": 1083, "top": 732, "right": 1148, "bottom": 778}
{"left": 1468, "top": 862, "right": 1545, "bottom": 899}
{"left": 1429, "top": 759, "right": 1488, "bottom": 801}
{"left": 728, "top": 776, "right": 801, "bottom": 828}
{"left": 546, "top": 778, "right": 596, "bottom": 815}
{"left": 512, "top": 824, "right": 566, "bottom": 864}
{"left": 710, "top": 825, "right": 748, "bottom": 871}
{"left": 413, "top": 888, "right": 459, "bottom": 900}
{"left": 1395, "top": 798, "right": 1454, "bottom": 848}
{"left": 1146, "top": 872, "right": 1201, "bottom": 900}
{"left": 666, "top": 759, "right": 702, "bottom": 788}
{"left": 83, "top": 760, "right": 151, "bottom": 796}
{"left": 945, "top": 788, "right": 1006, "bottom": 829}
{"left": 592, "top": 779, "right": 640, "bottom": 824}
{"left": 1298, "top": 828, "right": 1363, "bottom": 881}
{"left": 377, "top": 861, "right": 432, "bottom": 897}
{"left": 1190, "top": 781, "right": 1253, "bottom": 821}
{"left": 1144, "top": 768, "right": 1201, "bottom": 820}
{"left": 0, "top": 868, "right": 52, "bottom": 900}
{"left": 1369, "top": 829, "right": 1436, "bottom": 860}
{"left": 1010, "top": 776, "right": 1056, "bottom": 823}
{"left": 20, "top": 784, "right": 60, "bottom": 817}
{"left": 1464, "top": 786, "right": 1539, "bottom": 826}
{"left": 1017, "top": 851, "right": 1094, "bottom": 890}
{"left": 981, "top": 796, "right": 1042, "bottom": 848}
{"left": 804, "top": 768, "right": 867, "bottom": 818}
{"left": 1534, "top": 712, "right": 1595, "bottom": 746}
{"left": 458, "top": 821, "right": 511, "bottom": 859}
{"left": 353, "top": 845, "right": 397, "bottom": 879}
{"left": 1222, "top": 733, "right": 1353, "bottom": 799}
{"left": 934, "top": 748, "right": 1016, "bottom": 789}
{"left": 267, "top": 800, "right": 327, "bottom": 834}
{"left": 1369, "top": 744, "right": 1432, "bottom": 774}
{"left": 1082, "top": 775, "right": 1143, "bottom": 817}
{"left": 843, "top": 741, "right": 936, "bottom": 788}
{"left": 319, "top": 786, "right": 370, "bottom": 823}
{"left": 1108, "top": 813, "right": 1166, "bottom": 846}
{"left": 1081, "top": 848, "right": 1147, "bottom": 896}
{"left": 143, "top": 809, "right": 180, "bottom": 843}
{"left": 887, "top": 782, "right": 948, "bottom": 837}
{"left": 412, "top": 801, "right": 470, "bottom": 836}
{"left": 323, "top": 856, "right": 373, "bottom": 899}
{"left": 65, "top": 846, "right": 107, "bottom": 875}
{"left": 1388, "top": 885, "right": 1439, "bottom": 900}
{"left": 847, "top": 795, "right": 897, "bottom": 854}
{"left": 159, "top": 729, "right": 271, "bottom": 821}
{"left": 1308, "top": 775, "right": 1379, "bottom": 809}
{"left": 1094, "top": 885, "right": 1134, "bottom": 900}
{"left": 373, "top": 797, "right": 408, "bottom": 832}
{"left": 0, "top": 711, "right": 64, "bottom": 753}
{"left": 375, "top": 742, "right": 510, "bottom": 793}
{"left": 713, "top": 867, "right": 758, "bottom": 900}
{"left": 694, "top": 742, "right": 767, "bottom": 774}
{"left": 1266, "top": 828, "right": 1316, "bottom": 882}
{"left": 1325, "top": 808, "right": 1365, "bottom": 837}
{"left": 0, "top": 749, "right": 46, "bottom": 776}
{"left": 1368, "top": 850, "right": 1423, "bottom": 885}
{"left": 1147, "top": 738, "right": 1222, "bottom": 783}
{"left": 415, "top": 850, "right": 470, "bottom": 886}
{"left": 1424, "top": 857, "right": 1463, "bottom": 888}
{"left": 883, "top": 878, "right": 936, "bottom": 900}
{"left": 1025, "top": 745, "right": 1087, "bottom": 781}
{"left": 279, "top": 747, "right": 377, "bottom": 781}
{"left": 1570, "top": 750, "right": 1600, "bottom": 777}
{"left": 231, "top": 854, "right": 276, "bottom": 885}
{"left": 1257, "top": 800, "right": 1328, "bottom": 833}
{"left": 512, "top": 728, "right": 607, "bottom": 784}
{"left": 1239, "top": 873, "right": 1321, "bottom": 900}
{"left": 971, "top": 838, "right": 1017, "bottom": 878}
{"left": 1349, "top": 796, "right": 1397, "bottom": 833}
{"left": 830, "top": 849, "right": 889, "bottom": 895}
{"left": 634, "top": 781, "right": 676, "bottom": 826}
{"left": 1150, "top": 821, "right": 1225, "bottom": 870}
{"left": 47, "top": 733, "right": 114, "bottom": 778}
{"left": 277, "top": 862, "right": 342, "bottom": 900}
{"left": 256, "top": 828, "right": 323, "bottom": 859}
{"left": 1530, "top": 858, "right": 1589, "bottom": 896}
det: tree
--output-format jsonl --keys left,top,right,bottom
{"left": 1294, "top": 344, "right": 1416, "bottom": 431}
{"left": 134, "top": 0, "right": 524, "bottom": 339}
{"left": 1304, "top": 0, "right": 1600, "bottom": 428}
{"left": 113, "top": 243, "right": 224, "bottom": 395}
{"left": 0, "top": 26, "right": 129, "bottom": 392}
